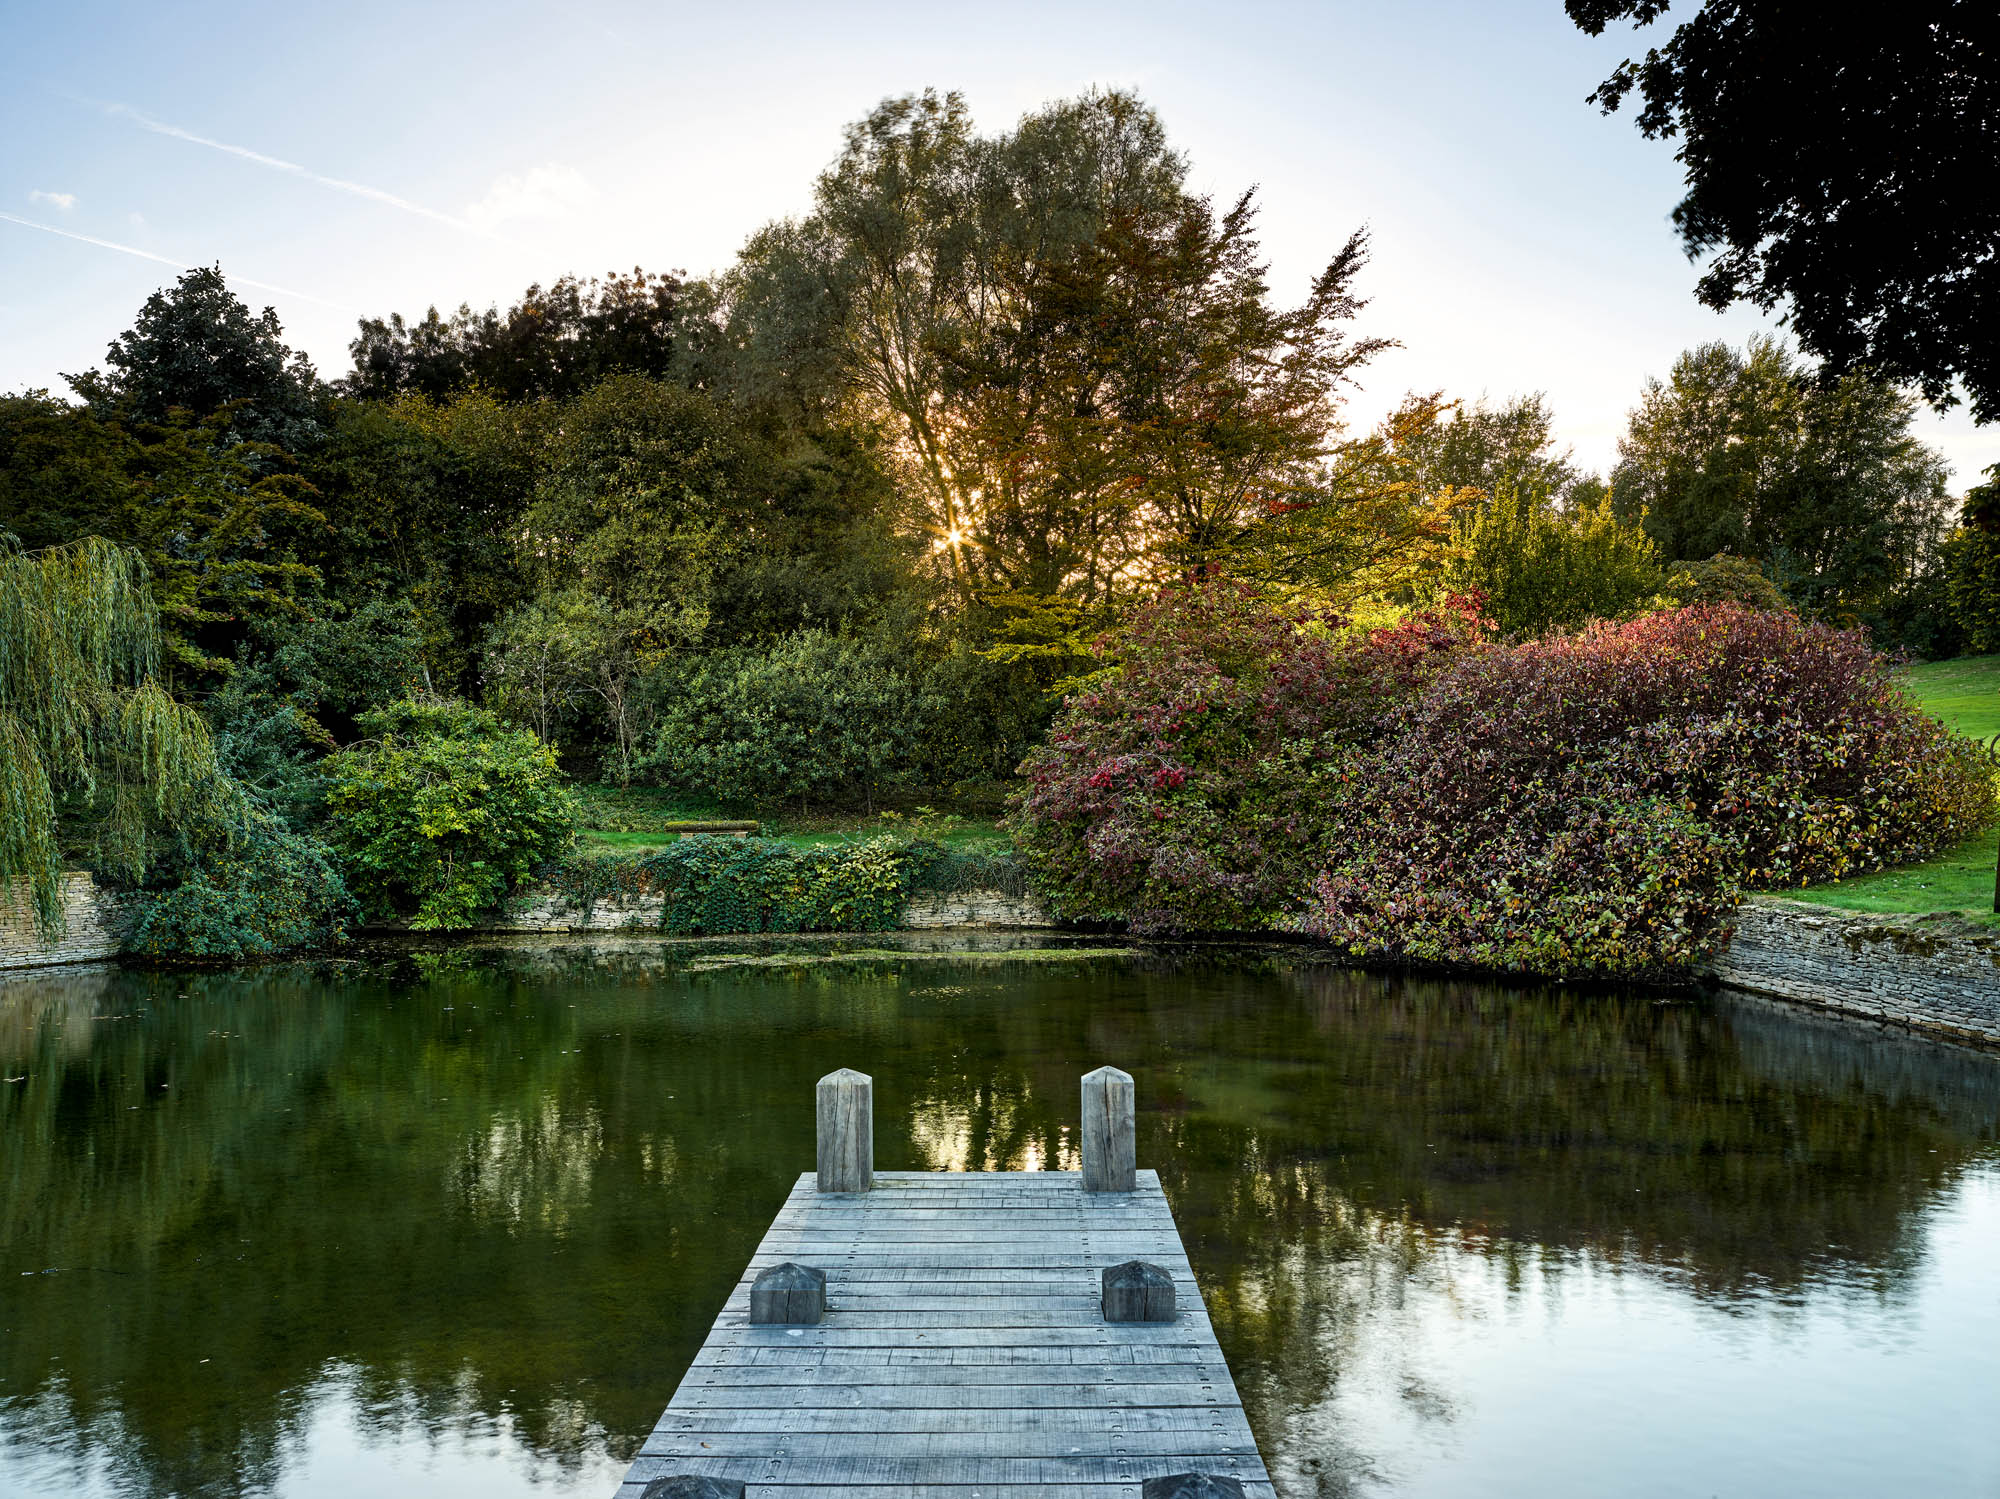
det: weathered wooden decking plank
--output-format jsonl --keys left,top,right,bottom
{"left": 616, "top": 1168, "right": 1270, "bottom": 1499}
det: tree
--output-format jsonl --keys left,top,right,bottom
{"left": 519, "top": 375, "right": 759, "bottom": 636}
{"left": 1567, "top": 1, "right": 2000, "bottom": 420}
{"left": 1943, "top": 467, "right": 2000, "bottom": 653}
{"left": 0, "top": 397, "right": 329, "bottom": 678}
{"left": 485, "top": 591, "right": 663, "bottom": 783}
{"left": 67, "top": 266, "right": 323, "bottom": 450}
{"left": 1438, "top": 480, "right": 1666, "bottom": 636}
{"left": 304, "top": 392, "right": 535, "bottom": 691}
{"left": 0, "top": 394, "right": 136, "bottom": 553}
{"left": 1393, "top": 392, "right": 1589, "bottom": 503}
{"left": 0, "top": 538, "right": 230, "bottom": 931}
{"left": 718, "top": 89, "right": 1401, "bottom": 607}
{"left": 344, "top": 269, "right": 682, "bottom": 403}
{"left": 1610, "top": 338, "right": 1952, "bottom": 620}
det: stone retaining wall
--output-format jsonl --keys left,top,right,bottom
{"left": 475, "top": 885, "right": 1052, "bottom": 934}
{"left": 1704, "top": 899, "right": 2000, "bottom": 1048}
{"left": 0, "top": 873, "right": 141, "bottom": 971}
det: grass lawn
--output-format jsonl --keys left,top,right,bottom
{"left": 1775, "top": 827, "right": 1999, "bottom": 925}
{"left": 1775, "top": 653, "right": 1999, "bottom": 920}
{"left": 1902, "top": 654, "right": 2000, "bottom": 742}
{"left": 571, "top": 783, "right": 1007, "bottom": 853}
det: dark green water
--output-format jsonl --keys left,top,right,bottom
{"left": 3, "top": 935, "right": 1997, "bottom": 1498}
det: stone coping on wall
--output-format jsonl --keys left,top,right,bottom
{"left": 1703, "top": 898, "right": 2000, "bottom": 1049}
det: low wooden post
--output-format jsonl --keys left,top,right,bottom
{"left": 1081, "top": 1065, "right": 1135, "bottom": 1193}
{"left": 1142, "top": 1476, "right": 1246, "bottom": 1499}
{"left": 1102, "top": 1259, "right": 1176, "bottom": 1322}
{"left": 750, "top": 1262, "right": 826, "bottom": 1325}
{"left": 641, "top": 1478, "right": 747, "bottom": 1499}
{"left": 817, "top": 1067, "right": 873, "bottom": 1192}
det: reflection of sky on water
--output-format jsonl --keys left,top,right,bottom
{"left": 1252, "top": 1169, "right": 2000, "bottom": 1497}
{"left": 3, "top": 1364, "right": 627, "bottom": 1499}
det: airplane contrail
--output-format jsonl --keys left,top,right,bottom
{"left": 111, "top": 104, "right": 480, "bottom": 235}
{"left": 0, "top": 212, "right": 356, "bottom": 312}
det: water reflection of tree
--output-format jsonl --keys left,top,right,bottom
{"left": 0, "top": 947, "right": 1994, "bottom": 1499}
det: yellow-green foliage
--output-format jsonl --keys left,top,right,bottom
{"left": 0, "top": 538, "right": 229, "bottom": 932}
{"left": 1439, "top": 482, "right": 1666, "bottom": 636}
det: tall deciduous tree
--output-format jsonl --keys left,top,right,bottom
{"left": 1567, "top": 1, "right": 2000, "bottom": 420}
{"left": 1610, "top": 338, "right": 1952, "bottom": 620}
{"left": 715, "top": 89, "right": 1411, "bottom": 607}
{"left": 344, "top": 269, "right": 683, "bottom": 403}
{"left": 67, "top": 266, "right": 323, "bottom": 450}
{"left": 1943, "top": 468, "right": 2000, "bottom": 653}
{"left": 1393, "top": 392, "right": 1590, "bottom": 504}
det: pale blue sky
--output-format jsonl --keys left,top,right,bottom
{"left": 5, "top": 0, "right": 1993, "bottom": 485}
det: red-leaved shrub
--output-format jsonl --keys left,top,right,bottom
{"left": 1304, "top": 605, "right": 1993, "bottom": 978}
{"left": 1010, "top": 583, "right": 1486, "bottom": 933}
{"left": 1015, "top": 589, "right": 1994, "bottom": 978}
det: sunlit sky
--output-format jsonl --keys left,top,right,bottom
{"left": 5, "top": 0, "right": 1994, "bottom": 487}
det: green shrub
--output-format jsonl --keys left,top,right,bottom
{"left": 1662, "top": 552, "right": 1793, "bottom": 612}
{"left": 322, "top": 698, "right": 576, "bottom": 928}
{"left": 554, "top": 835, "right": 911, "bottom": 933}
{"left": 641, "top": 632, "right": 916, "bottom": 809}
{"left": 129, "top": 811, "right": 356, "bottom": 962}
{"left": 1437, "top": 481, "right": 1666, "bottom": 637}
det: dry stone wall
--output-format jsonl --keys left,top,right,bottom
{"left": 481, "top": 886, "right": 1051, "bottom": 933}
{"left": 0, "top": 873, "right": 142, "bottom": 971}
{"left": 1704, "top": 899, "right": 2000, "bottom": 1048}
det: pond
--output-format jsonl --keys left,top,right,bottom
{"left": 2, "top": 934, "right": 1997, "bottom": 1499}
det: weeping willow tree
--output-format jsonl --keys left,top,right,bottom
{"left": 0, "top": 537, "right": 232, "bottom": 934}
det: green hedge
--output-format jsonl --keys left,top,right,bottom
{"left": 548, "top": 835, "right": 1023, "bottom": 935}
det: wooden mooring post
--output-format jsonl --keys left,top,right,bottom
{"left": 815, "top": 1067, "right": 872, "bottom": 1193}
{"left": 620, "top": 1065, "right": 1272, "bottom": 1498}
{"left": 1081, "top": 1063, "right": 1136, "bottom": 1192}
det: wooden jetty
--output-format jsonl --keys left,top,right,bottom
{"left": 616, "top": 1067, "right": 1275, "bottom": 1499}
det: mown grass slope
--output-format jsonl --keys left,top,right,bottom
{"left": 1780, "top": 654, "right": 1997, "bottom": 921}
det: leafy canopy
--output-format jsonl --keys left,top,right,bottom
{"left": 1568, "top": 1, "right": 2000, "bottom": 420}
{"left": 0, "top": 538, "right": 232, "bottom": 931}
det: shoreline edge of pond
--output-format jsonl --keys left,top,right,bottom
{"left": 7, "top": 875, "right": 1998, "bottom": 1051}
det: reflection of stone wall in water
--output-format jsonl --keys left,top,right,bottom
{"left": 1706, "top": 901, "right": 2000, "bottom": 1048}
{"left": 0, "top": 966, "right": 121, "bottom": 1066}
{"left": 0, "top": 873, "right": 141, "bottom": 972}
